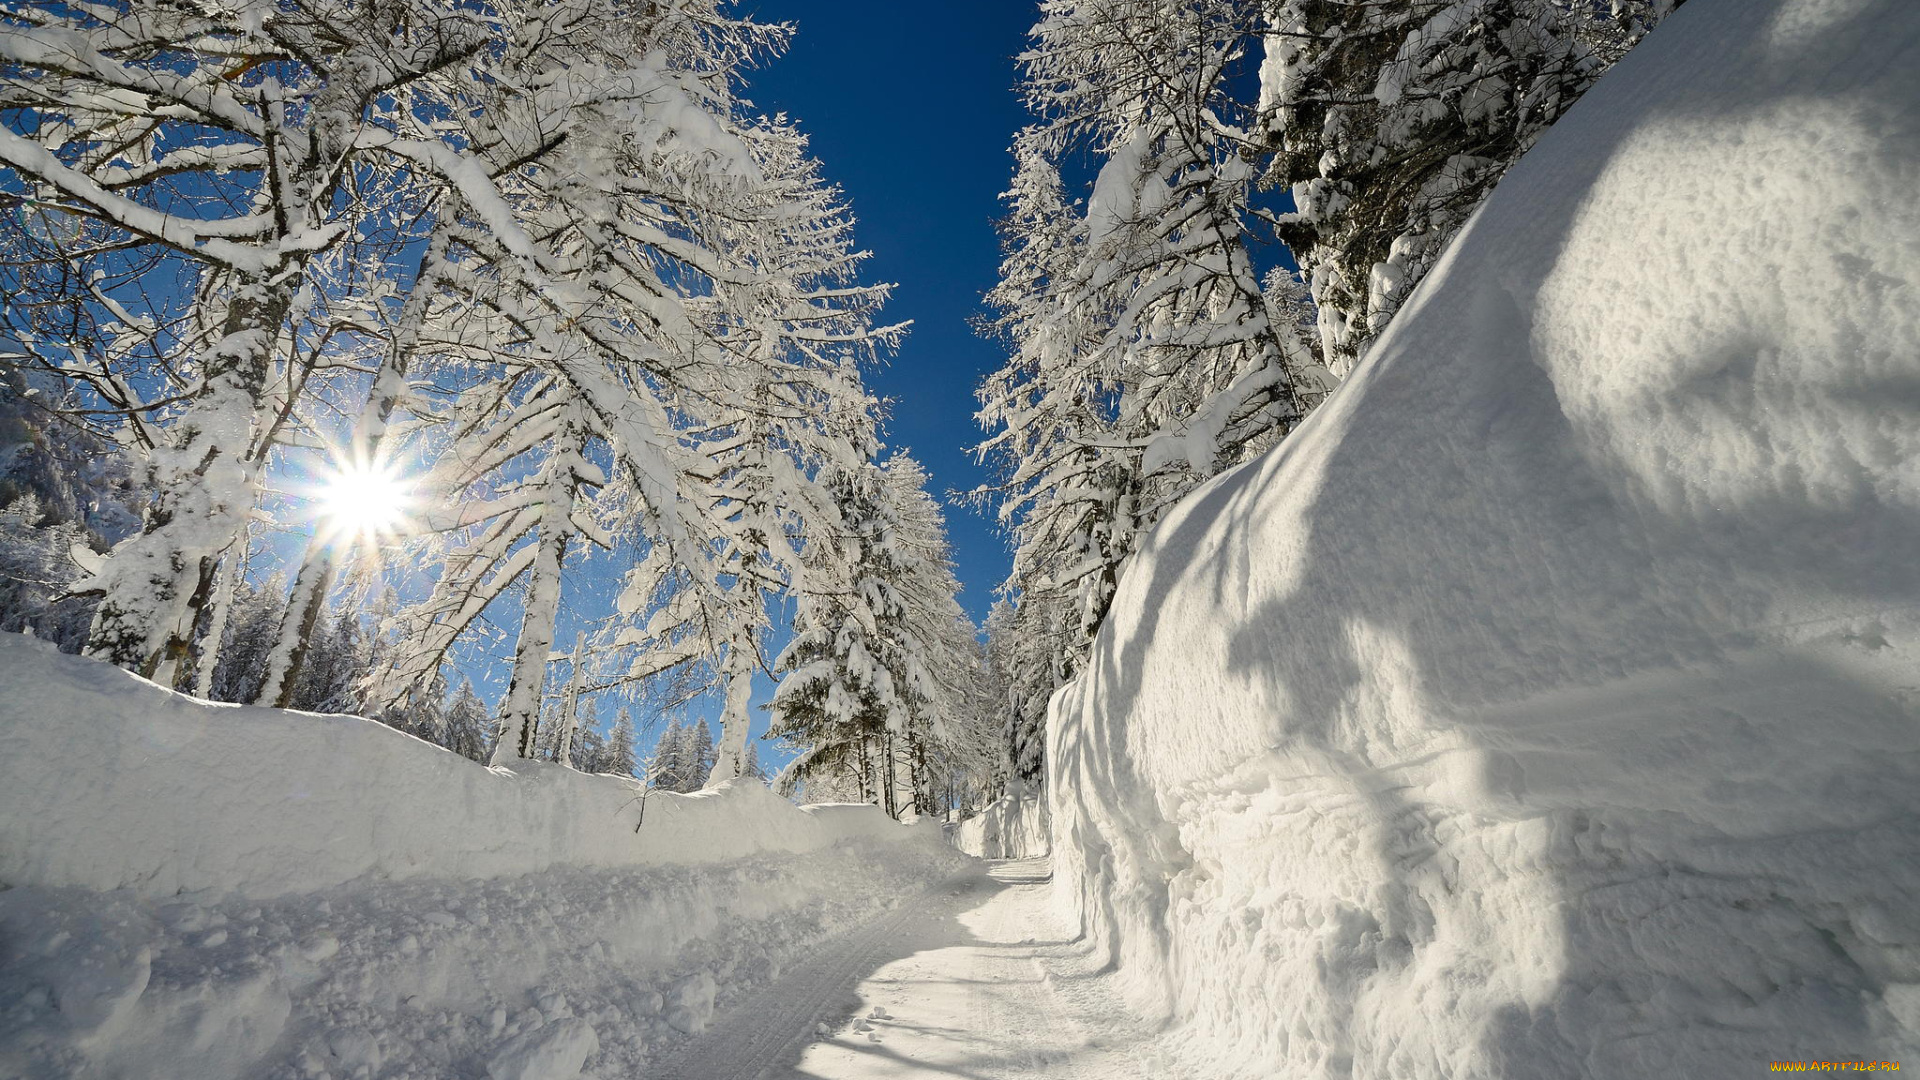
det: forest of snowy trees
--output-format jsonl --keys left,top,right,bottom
{"left": 0, "top": 0, "right": 1687, "bottom": 822}
{"left": 0, "top": 0, "right": 1003, "bottom": 814}
{"left": 973, "top": 0, "right": 1682, "bottom": 784}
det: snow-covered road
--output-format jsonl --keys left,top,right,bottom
{"left": 658, "top": 858, "right": 1161, "bottom": 1080}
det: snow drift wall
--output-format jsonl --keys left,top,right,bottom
{"left": 1048, "top": 1, "right": 1920, "bottom": 1076}
{"left": 949, "top": 790, "right": 1050, "bottom": 859}
{"left": 0, "top": 634, "right": 968, "bottom": 1080}
{"left": 0, "top": 633, "right": 939, "bottom": 900}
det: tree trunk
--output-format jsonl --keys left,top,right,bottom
{"left": 87, "top": 278, "right": 287, "bottom": 676}
{"left": 491, "top": 513, "right": 567, "bottom": 765}
{"left": 880, "top": 727, "right": 898, "bottom": 819}
{"left": 256, "top": 547, "right": 337, "bottom": 708}
{"left": 556, "top": 631, "right": 588, "bottom": 768}
{"left": 191, "top": 547, "right": 239, "bottom": 698}
{"left": 705, "top": 629, "right": 756, "bottom": 786}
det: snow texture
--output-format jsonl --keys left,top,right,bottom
{"left": 0, "top": 635, "right": 968, "bottom": 1079}
{"left": 1049, "top": 0, "right": 1920, "bottom": 1076}
{"left": 0, "top": 634, "right": 933, "bottom": 900}
{"left": 950, "top": 793, "right": 1052, "bottom": 860}
{"left": 664, "top": 858, "right": 1174, "bottom": 1080}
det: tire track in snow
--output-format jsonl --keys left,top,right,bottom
{"left": 654, "top": 874, "right": 976, "bottom": 1080}
{"left": 662, "top": 858, "right": 1160, "bottom": 1080}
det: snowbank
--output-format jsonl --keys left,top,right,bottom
{"left": 0, "top": 633, "right": 928, "bottom": 901}
{"left": 0, "top": 635, "right": 969, "bottom": 1078}
{"left": 1049, "top": 1, "right": 1920, "bottom": 1076}
{"left": 949, "top": 791, "right": 1050, "bottom": 859}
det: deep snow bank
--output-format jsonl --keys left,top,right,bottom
{"left": 1049, "top": 1, "right": 1920, "bottom": 1076}
{"left": 0, "top": 634, "right": 921, "bottom": 901}
{"left": 0, "top": 635, "right": 968, "bottom": 1079}
{"left": 949, "top": 790, "right": 1051, "bottom": 859}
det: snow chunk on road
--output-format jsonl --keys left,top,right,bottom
{"left": 1049, "top": 0, "right": 1920, "bottom": 1077}
{"left": 665, "top": 969, "right": 717, "bottom": 1034}
{"left": 488, "top": 1018, "right": 599, "bottom": 1080}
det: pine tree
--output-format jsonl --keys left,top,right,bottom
{"left": 651, "top": 719, "right": 689, "bottom": 791}
{"left": 443, "top": 681, "right": 494, "bottom": 765}
{"left": 289, "top": 609, "right": 367, "bottom": 714}
{"left": 576, "top": 725, "right": 608, "bottom": 776}
{"left": 211, "top": 575, "right": 290, "bottom": 706}
{"left": 604, "top": 709, "right": 641, "bottom": 780}
{"left": 685, "top": 723, "right": 717, "bottom": 792}
{"left": 771, "top": 455, "right": 991, "bottom": 818}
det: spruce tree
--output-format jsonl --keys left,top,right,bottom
{"left": 443, "top": 681, "right": 494, "bottom": 764}
{"left": 605, "top": 709, "right": 641, "bottom": 780}
{"left": 212, "top": 575, "right": 289, "bottom": 706}
{"left": 686, "top": 723, "right": 717, "bottom": 792}
{"left": 651, "top": 719, "right": 689, "bottom": 791}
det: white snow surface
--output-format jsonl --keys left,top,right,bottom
{"left": 653, "top": 858, "right": 1182, "bottom": 1080}
{"left": 0, "top": 634, "right": 925, "bottom": 901}
{"left": 949, "top": 791, "right": 1051, "bottom": 860}
{"left": 0, "top": 635, "right": 969, "bottom": 1079}
{"left": 1049, "top": 0, "right": 1920, "bottom": 1077}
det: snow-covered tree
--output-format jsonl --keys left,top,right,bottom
{"left": 207, "top": 574, "right": 289, "bottom": 706}
{"left": 683, "top": 722, "right": 717, "bottom": 793}
{"left": 771, "top": 455, "right": 991, "bottom": 818}
{"left": 575, "top": 724, "right": 607, "bottom": 775}
{"left": 325, "top": 4, "right": 902, "bottom": 777}
{"left": 0, "top": 369, "right": 142, "bottom": 653}
{"left": 603, "top": 709, "right": 640, "bottom": 779}
{"left": 651, "top": 718, "right": 689, "bottom": 790}
{"left": 770, "top": 460, "right": 917, "bottom": 808}
{"left": 1257, "top": 0, "right": 1682, "bottom": 372}
{"left": 976, "top": 0, "right": 1678, "bottom": 789}
{"left": 443, "top": 680, "right": 493, "bottom": 764}
{"left": 0, "top": 493, "right": 97, "bottom": 651}
{"left": 0, "top": 0, "right": 521, "bottom": 684}
{"left": 976, "top": 0, "right": 1320, "bottom": 770}
{"left": 0, "top": 1, "right": 901, "bottom": 754}
{"left": 289, "top": 608, "right": 367, "bottom": 714}
{"left": 648, "top": 718, "right": 717, "bottom": 793}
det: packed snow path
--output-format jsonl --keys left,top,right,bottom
{"left": 657, "top": 858, "right": 1158, "bottom": 1080}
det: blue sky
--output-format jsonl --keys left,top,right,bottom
{"left": 746, "top": 0, "right": 1039, "bottom": 621}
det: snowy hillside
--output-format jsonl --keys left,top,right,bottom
{"left": 0, "top": 635, "right": 967, "bottom": 1079}
{"left": 1048, "top": 0, "right": 1920, "bottom": 1076}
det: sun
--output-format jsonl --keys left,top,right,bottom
{"left": 315, "top": 460, "right": 414, "bottom": 543}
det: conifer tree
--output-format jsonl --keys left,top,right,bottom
{"left": 443, "top": 681, "right": 494, "bottom": 764}
{"left": 772, "top": 455, "right": 992, "bottom": 818}
{"left": 977, "top": 0, "right": 1679, "bottom": 790}
{"left": 211, "top": 575, "right": 290, "bottom": 706}
{"left": 605, "top": 709, "right": 641, "bottom": 780}
{"left": 977, "top": 0, "right": 1322, "bottom": 742}
{"left": 654, "top": 719, "right": 684, "bottom": 790}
